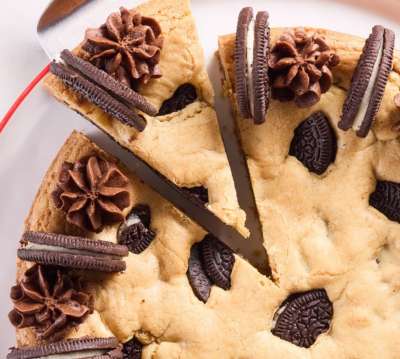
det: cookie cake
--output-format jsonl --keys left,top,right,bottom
{"left": 6, "top": 0, "right": 400, "bottom": 358}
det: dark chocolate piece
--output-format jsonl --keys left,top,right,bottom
{"left": 370, "top": 180, "right": 400, "bottom": 223}
{"left": 158, "top": 83, "right": 198, "bottom": 116}
{"left": 200, "top": 234, "right": 235, "bottom": 290}
{"left": 61, "top": 49, "right": 158, "bottom": 116}
{"left": 18, "top": 231, "right": 128, "bottom": 272}
{"left": 187, "top": 243, "right": 212, "bottom": 303}
{"left": 7, "top": 337, "right": 120, "bottom": 359}
{"left": 50, "top": 61, "right": 147, "bottom": 131}
{"left": 289, "top": 112, "right": 337, "bottom": 175}
{"left": 272, "top": 289, "right": 333, "bottom": 348}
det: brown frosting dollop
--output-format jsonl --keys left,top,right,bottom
{"left": 81, "top": 7, "right": 164, "bottom": 89}
{"left": 269, "top": 29, "right": 340, "bottom": 108}
{"left": 8, "top": 265, "right": 92, "bottom": 340}
{"left": 52, "top": 155, "right": 131, "bottom": 233}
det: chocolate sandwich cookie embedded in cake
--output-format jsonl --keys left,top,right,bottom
{"left": 9, "top": 264, "right": 93, "bottom": 340}
{"left": 235, "top": 7, "right": 271, "bottom": 124}
{"left": 271, "top": 289, "right": 333, "bottom": 348}
{"left": 7, "top": 337, "right": 122, "bottom": 359}
{"left": 338, "top": 25, "right": 395, "bottom": 137}
{"left": 118, "top": 204, "right": 156, "bottom": 254}
{"left": 187, "top": 234, "right": 235, "bottom": 303}
{"left": 18, "top": 231, "right": 129, "bottom": 272}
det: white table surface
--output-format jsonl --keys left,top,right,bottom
{"left": 0, "top": 0, "right": 399, "bottom": 354}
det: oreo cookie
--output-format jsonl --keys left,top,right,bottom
{"left": 369, "top": 181, "right": 400, "bottom": 223}
{"left": 60, "top": 49, "right": 157, "bottom": 116}
{"left": 338, "top": 25, "right": 395, "bottom": 137}
{"left": 50, "top": 61, "right": 147, "bottom": 131}
{"left": 187, "top": 243, "right": 212, "bottom": 303}
{"left": 272, "top": 289, "right": 333, "bottom": 348}
{"left": 18, "top": 231, "right": 129, "bottom": 272}
{"left": 289, "top": 112, "right": 337, "bottom": 175}
{"left": 7, "top": 337, "right": 122, "bottom": 359}
{"left": 235, "top": 7, "right": 270, "bottom": 124}
{"left": 118, "top": 204, "right": 156, "bottom": 254}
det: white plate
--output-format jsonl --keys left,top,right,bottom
{"left": 0, "top": 0, "right": 399, "bottom": 352}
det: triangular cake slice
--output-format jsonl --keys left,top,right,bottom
{"left": 43, "top": 0, "right": 249, "bottom": 242}
{"left": 218, "top": 27, "right": 400, "bottom": 286}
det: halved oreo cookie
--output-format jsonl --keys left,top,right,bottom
{"left": 50, "top": 61, "right": 147, "bottom": 131}
{"left": 369, "top": 180, "right": 400, "bottom": 223}
{"left": 272, "top": 289, "right": 333, "bottom": 348}
{"left": 200, "top": 234, "right": 235, "bottom": 290}
{"left": 338, "top": 25, "right": 395, "bottom": 137}
{"left": 289, "top": 112, "right": 337, "bottom": 175}
{"left": 18, "top": 231, "right": 129, "bottom": 272}
{"left": 7, "top": 337, "right": 121, "bottom": 359}
{"left": 122, "top": 337, "right": 143, "bottom": 359}
{"left": 60, "top": 49, "right": 157, "bottom": 116}
{"left": 118, "top": 204, "right": 156, "bottom": 254}
{"left": 235, "top": 7, "right": 270, "bottom": 124}
{"left": 187, "top": 243, "right": 212, "bottom": 303}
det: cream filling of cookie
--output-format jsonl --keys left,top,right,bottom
{"left": 246, "top": 17, "right": 255, "bottom": 117}
{"left": 352, "top": 41, "right": 384, "bottom": 132}
{"left": 36, "top": 349, "right": 107, "bottom": 359}
{"left": 25, "top": 243, "right": 122, "bottom": 260}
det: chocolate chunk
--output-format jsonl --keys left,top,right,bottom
{"left": 200, "top": 234, "right": 235, "bottom": 290}
{"left": 18, "top": 231, "right": 128, "bottom": 272}
{"left": 370, "top": 181, "right": 400, "bottom": 222}
{"left": 234, "top": 7, "right": 254, "bottom": 120}
{"left": 187, "top": 243, "right": 212, "bottom": 303}
{"left": 118, "top": 205, "right": 156, "bottom": 254}
{"left": 158, "top": 84, "right": 198, "bottom": 115}
{"left": 289, "top": 112, "right": 337, "bottom": 175}
{"left": 61, "top": 49, "right": 158, "bottom": 116}
{"left": 338, "top": 26, "right": 395, "bottom": 137}
{"left": 181, "top": 186, "right": 209, "bottom": 205}
{"left": 122, "top": 338, "right": 142, "bottom": 359}
{"left": 50, "top": 61, "right": 147, "bottom": 131}
{"left": 7, "top": 337, "right": 120, "bottom": 359}
{"left": 272, "top": 289, "right": 333, "bottom": 348}
{"left": 252, "top": 11, "right": 270, "bottom": 124}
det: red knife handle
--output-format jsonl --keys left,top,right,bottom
{"left": 0, "top": 63, "right": 51, "bottom": 134}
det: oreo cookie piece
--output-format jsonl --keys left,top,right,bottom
{"left": 187, "top": 243, "right": 212, "bottom": 303}
{"left": 60, "top": 49, "right": 157, "bottom": 116}
{"left": 158, "top": 84, "right": 198, "bottom": 116}
{"left": 338, "top": 25, "right": 395, "bottom": 137}
{"left": 122, "top": 338, "right": 142, "bottom": 359}
{"left": 50, "top": 61, "right": 147, "bottom": 131}
{"left": 7, "top": 337, "right": 122, "bottom": 359}
{"left": 290, "top": 112, "right": 337, "bottom": 175}
{"left": 18, "top": 231, "right": 129, "bottom": 272}
{"left": 369, "top": 181, "right": 400, "bottom": 223}
{"left": 200, "top": 234, "right": 235, "bottom": 290}
{"left": 118, "top": 204, "right": 156, "bottom": 254}
{"left": 181, "top": 186, "right": 209, "bottom": 206}
{"left": 235, "top": 7, "right": 270, "bottom": 124}
{"left": 272, "top": 289, "right": 333, "bottom": 348}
